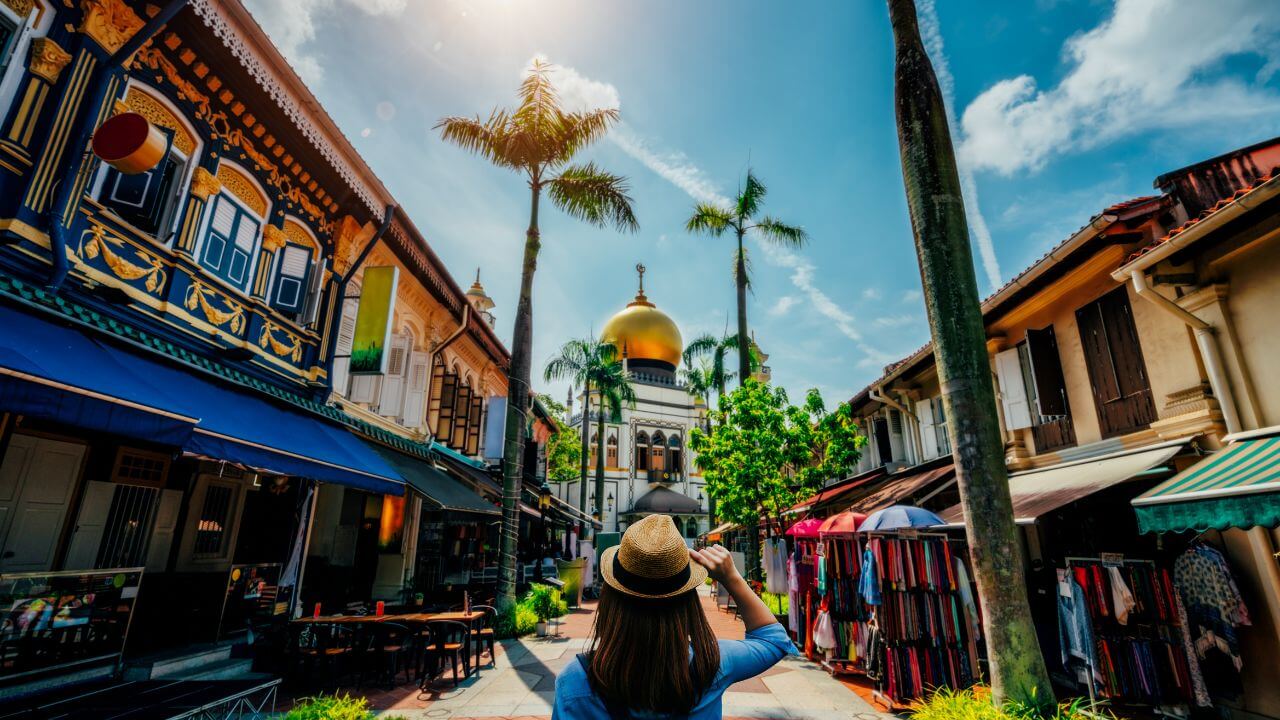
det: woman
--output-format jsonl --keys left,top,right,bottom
{"left": 554, "top": 515, "right": 795, "bottom": 718}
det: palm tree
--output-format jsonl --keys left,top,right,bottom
{"left": 438, "top": 61, "right": 639, "bottom": 611}
{"left": 686, "top": 173, "right": 806, "bottom": 385}
{"left": 886, "top": 0, "right": 1052, "bottom": 703}
{"left": 544, "top": 338, "right": 635, "bottom": 537}
{"left": 683, "top": 333, "right": 760, "bottom": 408}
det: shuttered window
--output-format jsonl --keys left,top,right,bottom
{"left": 99, "top": 127, "right": 184, "bottom": 238}
{"left": 199, "top": 194, "right": 259, "bottom": 290}
{"left": 270, "top": 243, "right": 312, "bottom": 314}
{"left": 1076, "top": 287, "right": 1156, "bottom": 439}
{"left": 465, "top": 393, "right": 484, "bottom": 456}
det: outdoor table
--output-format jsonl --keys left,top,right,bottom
{"left": 292, "top": 611, "right": 486, "bottom": 681}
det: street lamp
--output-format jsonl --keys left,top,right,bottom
{"left": 606, "top": 492, "right": 614, "bottom": 511}
{"left": 538, "top": 480, "right": 552, "bottom": 511}
{"left": 697, "top": 492, "right": 704, "bottom": 511}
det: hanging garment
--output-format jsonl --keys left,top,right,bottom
{"left": 1175, "top": 590, "right": 1211, "bottom": 707}
{"left": 953, "top": 556, "right": 980, "bottom": 639}
{"left": 1107, "top": 565, "right": 1137, "bottom": 625}
{"left": 1174, "top": 544, "right": 1250, "bottom": 668}
{"left": 1057, "top": 571, "right": 1100, "bottom": 687}
{"left": 860, "top": 544, "right": 881, "bottom": 606}
{"left": 787, "top": 553, "right": 800, "bottom": 632}
{"left": 813, "top": 610, "right": 837, "bottom": 650}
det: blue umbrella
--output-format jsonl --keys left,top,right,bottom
{"left": 858, "top": 505, "right": 944, "bottom": 532}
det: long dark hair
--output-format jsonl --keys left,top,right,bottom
{"left": 586, "top": 585, "right": 720, "bottom": 714}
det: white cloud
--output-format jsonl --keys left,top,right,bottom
{"left": 915, "top": 0, "right": 1003, "bottom": 292}
{"left": 242, "top": 0, "right": 408, "bottom": 85}
{"left": 529, "top": 57, "right": 893, "bottom": 370}
{"left": 959, "top": 0, "right": 1280, "bottom": 176}
{"left": 873, "top": 314, "right": 921, "bottom": 328}
{"left": 769, "top": 295, "right": 799, "bottom": 317}
{"left": 901, "top": 289, "right": 922, "bottom": 303}
{"left": 861, "top": 287, "right": 882, "bottom": 301}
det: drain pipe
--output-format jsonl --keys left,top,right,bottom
{"left": 47, "top": 0, "right": 191, "bottom": 291}
{"left": 1128, "top": 270, "right": 1241, "bottom": 435}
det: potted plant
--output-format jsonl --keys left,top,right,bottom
{"left": 527, "top": 585, "right": 568, "bottom": 637}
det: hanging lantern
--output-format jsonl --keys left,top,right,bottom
{"left": 91, "top": 112, "right": 170, "bottom": 174}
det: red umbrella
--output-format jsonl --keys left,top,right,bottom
{"left": 785, "top": 518, "right": 824, "bottom": 539}
{"left": 818, "top": 511, "right": 867, "bottom": 536}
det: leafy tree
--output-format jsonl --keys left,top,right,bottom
{"left": 686, "top": 174, "right": 806, "bottom": 387}
{"left": 886, "top": 0, "right": 1052, "bottom": 703}
{"left": 537, "top": 394, "right": 583, "bottom": 486}
{"left": 690, "top": 381, "right": 861, "bottom": 579}
{"left": 437, "top": 61, "right": 639, "bottom": 611}
{"left": 543, "top": 337, "right": 635, "bottom": 530}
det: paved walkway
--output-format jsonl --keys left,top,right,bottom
{"left": 332, "top": 587, "right": 893, "bottom": 719}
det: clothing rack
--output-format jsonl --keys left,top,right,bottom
{"left": 864, "top": 531, "right": 979, "bottom": 709}
{"left": 1061, "top": 555, "right": 1193, "bottom": 708}
{"left": 818, "top": 532, "right": 870, "bottom": 675}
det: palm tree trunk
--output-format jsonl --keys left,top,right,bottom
{"left": 577, "top": 382, "right": 591, "bottom": 535}
{"left": 497, "top": 185, "right": 541, "bottom": 613}
{"left": 734, "top": 232, "right": 751, "bottom": 386}
{"left": 886, "top": 0, "right": 1052, "bottom": 705}
{"left": 594, "top": 409, "right": 606, "bottom": 531}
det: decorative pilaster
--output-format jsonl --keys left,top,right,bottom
{"left": 253, "top": 224, "right": 286, "bottom": 299}
{"left": 175, "top": 167, "right": 219, "bottom": 254}
{"left": 3, "top": 39, "right": 71, "bottom": 159}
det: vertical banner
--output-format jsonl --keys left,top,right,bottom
{"left": 351, "top": 266, "right": 398, "bottom": 374}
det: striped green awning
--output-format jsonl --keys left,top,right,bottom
{"left": 1132, "top": 434, "right": 1280, "bottom": 533}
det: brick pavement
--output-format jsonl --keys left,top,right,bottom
{"left": 292, "top": 586, "right": 895, "bottom": 719}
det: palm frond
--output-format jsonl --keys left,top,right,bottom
{"left": 737, "top": 170, "right": 767, "bottom": 220}
{"left": 514, "top": 59, "right": 563, "bottom": 136}
{"left": 543, "top": 338, "right": 593, "bottom": 383}
{"left": 682, "top": 334, "right": 720, "bottom": 366}
{"left": 754, "top": 216, "right": 808, "bottom": 248}
{"left": 685, "top": 202, "right": 733, "bottom": 236}
{"left": 547, "top": 108, "right": 619, "bottom": 167}
{"left": 435, "top": 112, "right": 520, "bottom": 170}
{"left": 548, "top": 163, "right": 639, "bottom": 232}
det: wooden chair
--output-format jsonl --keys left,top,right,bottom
{"left": 291, "top": 623, "right": 354, "bottom": 691}
{"left": 359, "top": 622, "right": 413, "bottom": 689}
{"left": 469, "top": 605, "right": 497, "bottom": 666}
{"left": 422, "top": 620, "right": 470, "bottom": 687}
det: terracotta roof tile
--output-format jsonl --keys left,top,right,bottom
{"left": 1126, "top": 170, "right": 1279, "bottom": 264}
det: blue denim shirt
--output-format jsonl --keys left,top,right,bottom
{"left": 552, "top": 622, "right": 796, "bottom": 719}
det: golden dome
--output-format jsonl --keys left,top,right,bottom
{"left": 601, "top": 264, "right": 682, "bottom": 368}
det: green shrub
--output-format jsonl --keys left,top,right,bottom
{"left": 494, "top": 601, "right": 542, "bottom": 638}
{"left": 515, "top": 604, "right": 539, "bottom": 634}
{"left": 761, "top": 591, "right": 789, "bottom": 615}
{"left": 910, "top": 686, "right": 1116, "bottom": 720}
{"left": 526, "top": 584, "right": 568, "bottom": 622}
{"left": 286, "top": 694, "right": 375, "bottom": 720}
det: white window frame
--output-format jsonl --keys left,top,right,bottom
{"left": 192, "top": 161, "right": 269, "bottom": 298}
{"left": 269, "top": 216, "right": 322, "bottom": 319}
{"left": 0, "top": 1, "right": 49, "bottom": 125}
{"left": 89, "top": 81, "right": 201, "bottom": 246}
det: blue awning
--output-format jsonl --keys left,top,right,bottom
{"left": 0, "top": 302, "right": 403, "bottom": 495}
{"left": 0, "top": 303, "right": 197, "bottom": 445}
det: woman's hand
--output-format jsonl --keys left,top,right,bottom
{"left": 690, "top": 544, "right": 741, "bottom": 585}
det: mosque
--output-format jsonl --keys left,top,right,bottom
{"left": 557, "top": 264, "right": 763, "bottom": 543}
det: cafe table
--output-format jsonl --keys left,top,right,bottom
{"left": 291, "top": 611, "right": 487, "bottom": 679}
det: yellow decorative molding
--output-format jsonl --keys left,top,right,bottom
{"left": 123, "top": 86, "right": 196, "bottom": 156}
{"left": 183, "top": 278, "right": 246, "bottom": 334}
{"left": 261, "top": 224, "right": 286, "bottom": 252}
{"left": 331, "top": 215, "right": 375, "bottom": 276}
{"left": 259, "top": 319, "right": 303, "bottom": 362}
{"left": 189, "top": 166, "right": 219, "bottom": 200}
{"left": 132, "top": 44, "right": 333, "bottom": 230}
{"left": 78, "top": 0, "right": 144, "bottom": 55}
{"left": 2, "top": 0, "right": 34, "bottom": 17}
{"left": 77, "top": 225, "right": 167, "bottom": 293}
{"left": 216, "top": 163, "right": 268, "bottom": 217}
{"left": 28, "top": 38, "right": 72, "bottom": 84}
{"left": 282, "top": 218, "right": 317, "bottom": 251}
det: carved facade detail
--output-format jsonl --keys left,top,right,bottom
{"left": 331, "top": 214, "right": 374, "bottom": 277}
{"left": 261, "top": 224, "right": 286, "bottom": 252}
{"left": 282, "top": 218, "right": 317, "bottom": 251}
{"left": 78, "top": 0, "right": 144, "bottom": 55}
{"left": 28, "top": 38, "right": 72, "bottom": 84}
{"left": 1, "top": 0, "right": 35, "bottom": 19}
{"left": 124, "top": 86, "right": 197, "bottom": 156}
{"left": 216, "top": 163, "right": 268, "bottom": 217}
{"left": 189, "top": 167, "right": 220, "bottom": 200}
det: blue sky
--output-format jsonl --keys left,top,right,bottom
{"left": 244, "top": 0, "right": 1280, "bottom": 405}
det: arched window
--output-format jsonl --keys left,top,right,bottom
{"left": 685, "top": 518, "right": 699, "bottom": 539}
{"left": 650, "top": 431, "right": 666, "bottom": 471}
{"left": 94, "top": 83, "right": 200, "bottom": 240}
{"left": 197, "top": 162, "right": 268, "bottom": 292}
{"left": 668, "top": 435, "right": 683, "bottom": 477}
{"left": 588, "top": 433, "right": 598, "bottom": 468}
{"left": 606, "top": 435, "right": 618, "bottom": 467}
{"left": 269, "top": 217, "right": 319, "bottom": 319}
{"left": 634, "top": 431, "right": 650, "bottom": 471}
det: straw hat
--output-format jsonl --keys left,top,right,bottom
{"left": 600, "top": 514, "right": 707, "bottom": 599}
